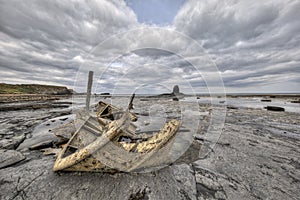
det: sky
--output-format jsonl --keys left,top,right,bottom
{"left": 0, "top": 0, "right": 299, "bottom": 94}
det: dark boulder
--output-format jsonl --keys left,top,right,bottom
{"left": 265, "top": 106, "right": 285, "bottom": 112}
{"left": 100, "top": 92, "right": 111, "bottom": 96}
{"left": 291, "top": 100, "right": 300, "bottom": 103}
{"left": 261, "top": 99, "right": 271, "bottom": 102}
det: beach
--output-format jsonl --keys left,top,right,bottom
{"left": 0, "top": 95, "right": 299, "bottom": 200}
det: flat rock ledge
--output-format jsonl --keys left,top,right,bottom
{"left": 0, "top": 150, "right": 26, "bottom": 169}
{"left": 0, "top": 102, "right": 299, "bottom": 200}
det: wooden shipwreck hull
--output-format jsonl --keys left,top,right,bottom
{"left": 53, "top": 101, "right": 181, "bottom": 172}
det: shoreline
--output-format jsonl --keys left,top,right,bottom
{"left": 1, "top": 93, "right": 299, "bottom": 102}
{"left": 0, "top": 98, "right": 299, "bottom": 199}
{"left": 0, "top": 94, "right": 72, "bottom": 103}
{"left": 0, "top": 94, "right": 299, "bottom": 114}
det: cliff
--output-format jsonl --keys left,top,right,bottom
{"left": 0, "top": 83, "right": 74, "bottom": 95}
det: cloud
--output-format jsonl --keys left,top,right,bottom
{"left": 174, "top": 0, "right": 300, "bottom": 92}
{"left": 92, "top": 48, "right": 204, "bottom": 94}
{"left": 0, "top": 0, "right": 138, "bottom": 88}
{"left": 0, "top": 0, "right": 299, "bottom": 93}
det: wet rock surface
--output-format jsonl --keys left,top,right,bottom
{"left": 194, "top": 108, "right": 300, "bottom": 200}
{"left": 0, "top": 97, "right": 299, "bottom": 200}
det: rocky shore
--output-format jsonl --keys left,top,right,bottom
{"left": 0, "top": 83, "right": 74, "bottom": 96}
{"left": 0, "top": 94, "right": 72, "bottom": 103}
{"left": 0, "top": 97, "right": 299, "bottom": 200}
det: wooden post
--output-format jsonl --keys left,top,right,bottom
{"left": 128, "top": 93, "right": 135, "bottom": 110}
{"left": 86, "top": 71, "right": 93, "bottom": 111}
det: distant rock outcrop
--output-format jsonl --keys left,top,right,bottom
{"left": 0, "top": 83, "right": 74, "bottom": 95}
{"left": 173, "top": 85, "right": 179, "bottom": 94}
{"left": 148, "top": 85, "right": 184, "bottom": 101}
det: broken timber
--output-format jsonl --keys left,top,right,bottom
{"left": 86, "top": 71, "right": 93, "bottom": 111}
{"left": 53, "top": 99, "right": 181, "bottom": 172}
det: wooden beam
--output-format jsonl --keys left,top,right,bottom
{"left": 86, "top": 71, "right": 93, "bottom": 111}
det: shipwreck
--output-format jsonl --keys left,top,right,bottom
{"left": 53, "top": 72, "right": 182, "bottom": 173}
